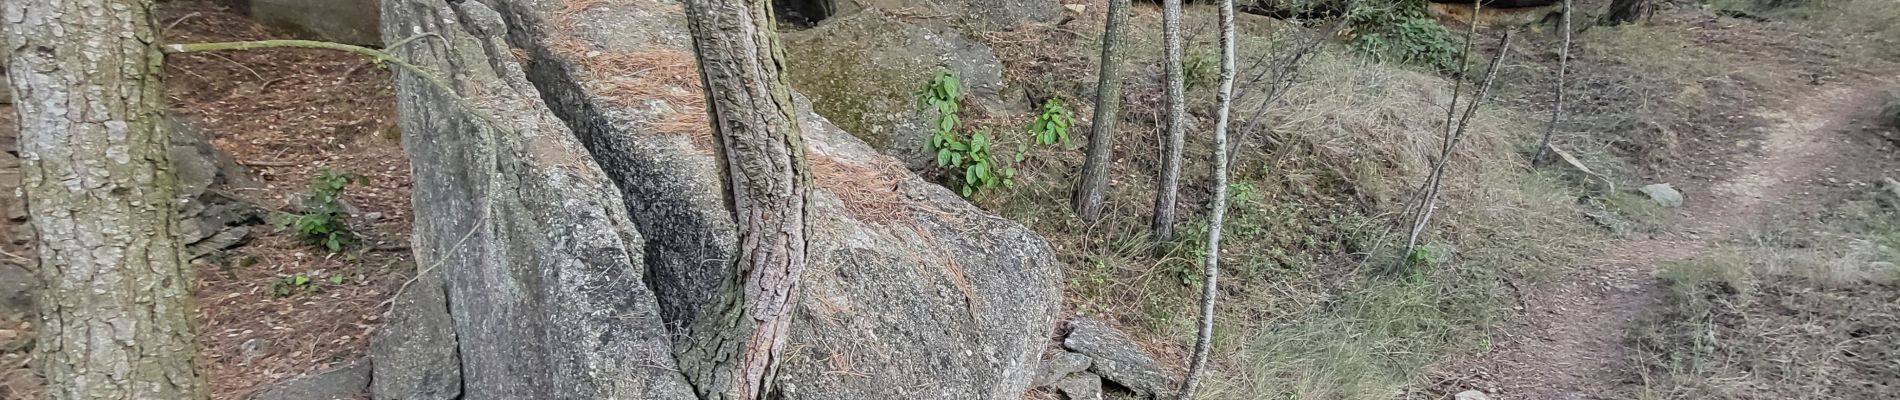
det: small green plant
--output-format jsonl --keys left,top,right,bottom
{"left": 920, "top": 70, "right": 962, "bottom": 139}
{"left": 270, "top": 272, "right": 348, "bottom": 297}
{"left": 1027, "top": 98, "right": 1074, "bottom": 146}
{"left": 933, "top": 130, "right": 1014, "bottom": 196}
{"left": 921, "top": 70, "right": 1015, "bottom": 197}
{"left": 1346, "top": 0, "right": 1464, "bottom": 71}
{"left": 277, "top": 168, "right": 360, "bottom": 252}
{"left": 1183, "top": 50, "right": 1217, "bottom": 91}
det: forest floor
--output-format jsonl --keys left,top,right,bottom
{"left": 1430, "top": 10, "right": 1900, "bottom": 399}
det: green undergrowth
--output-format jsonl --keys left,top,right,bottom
{"left": 1632, "top": 194, "right": 1900, "bottom": 399}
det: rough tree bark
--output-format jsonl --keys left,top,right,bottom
{"left": 1178, "top": 0, "right": 1238, "bottom": 396}
{"left": 1073, "top": 0, "right": 1131, "bottom": 223}
{"left": 1600, "top": 0, "right": 1651, "bottom": 25}
{"left": 1152, "top": 0, "right": 1187, "bottom": 241}
{"left": 677, "top": 0, "right": 814, "bottom": 399}
{"left": 1532, "top": 0, "right": 1572, "bottom": 166}
{"left": 3, "top": 0, "right": 210, "bottom": 398}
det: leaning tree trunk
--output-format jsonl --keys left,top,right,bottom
{"left": 3, "top": 0, "right": 209, "bottom": 398}
{"left": 1152, "top": 0, "right": 1188, "bottom": 241}
{"left": 677, "top": 0, "right": 813, "bottom": 399}
{"left": 1073, "top": 0, "right": 1131, "bottom": 223}
{"left": 1600, "top": 0, "right": 1651, "bottom": 25}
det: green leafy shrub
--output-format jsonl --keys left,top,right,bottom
{"left": 920, "top": 71, "right": 1016, "bottom": 197}
{"left": 1346, "top": 0, "right": 1464, "bottom": 71}
{"left": 277, "top": 168, "right": 359, "bottom": 252}
{"left": 1027, "top": 98, "right": 1074, "bottom": 146}
{"left": 1183, "top": 50, "right": 1217, "bottom": 91}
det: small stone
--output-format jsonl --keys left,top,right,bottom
{"left": 240, "top": 338, "right": 271, "bottom": 363}
{"left": 1032, "top": 350, "right": 1093, "bottom": 388}
{"left": 364, "top": 212, "right": 385, "bottom": 221}
{"left": 1064, "top": 318, "right": 1176, "bottom": 398}
{"left": 1638, "top": 183, "right": 1684, "bottom": 207}
{"left": 1456, "top": 390, "right": 1492, "bottom": 400}
{"left": 1054, "top": 372, "right": 1104, "bottom": 400}
{"left": 246, "top": 359, "right": 371, "bottom": 400}
{"left": 1064, "top": 4, "right": 1087, "bottom": 14}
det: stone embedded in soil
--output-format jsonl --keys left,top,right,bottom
{"left": 1639, "top": 183, "right": 1684, "bottom": 207}
{"left": 1062, "top": 318, "right": 1177, "bottom": 399}
{"left": 1054, "top": 372, "right": 1105, "bottom": 400}
{"left": 244, "top": 359, "right": 370, "bottom": 400}
{"left": 1033, "top": 350, "right": 1095, "bottom": 388}
{"left": 1455, "top": 390, "right": 1493, "bottom": 400}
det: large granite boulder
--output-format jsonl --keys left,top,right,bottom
{"left": 783, "top": 11, "right": 1013, "bottom": 169}
{"left": 372, "top": 0, "right": 1065, "bottom": 397}
{"left": 377, "top": 0, "right": 695, "bottom": 397}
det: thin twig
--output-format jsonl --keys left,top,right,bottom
{"left": 1406, "top": 30, "right": 1515, "bottom": 255}
{"left": 1532, "top": 0, "right": 1574, "bottom": 167}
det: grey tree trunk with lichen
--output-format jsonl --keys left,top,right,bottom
{"left": 1153, "top": 0, "right": 1186, "bottom": 241}
{"left": 3, "top": 0, "right": 210, "bottom": 398}
{"left": 1074, "top": 0, "right": 1130, "bottom": 223}
{"left": 676, "top": 0, "right": 813, "bottom": 398}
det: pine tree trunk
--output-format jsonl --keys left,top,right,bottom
{"left": 1073, "top": 0, "right": 1131, "bottom": 223}
{"left": 1178, "top": 0, "right": 1237, "bottom": 396}
{"left": 676, "top": 0, "right": 813, "bottom": 399}
{"left": 1152, "top": 0, "right": 1188, "bottom": 241}
{"left": 1600, "top": 0, "right": 1650, "bottom": 25}
{"left": 3, "top": 0, "right": 210, "bottom": 398}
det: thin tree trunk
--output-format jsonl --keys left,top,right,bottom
{"left": 676, "top": 1, "right": 813, "bottom": 398}
{"left": 1406, "top": 31, "right": 1513, "bottom": 255}
{"left": 1152, "top": 0, "right": 1188, "bottom": 241}
{"left": 1600, "top": 0, "right": 1651, "bottom": 25}
{"left": 1074, "top": 0, "right": 1132, "bottom": 223}
{"left": 4, "top": 0, "right": 210, "bottom": 398}
{"left": 1532, "top": 0, "right": 1572, "bottom": 166}
{"left": 1179, "top": 0, "right": 1238, "bottom": 396}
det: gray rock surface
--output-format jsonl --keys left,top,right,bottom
{"left": 829, "top": 0, "right": 1061, "bottom": 30}
{"left": 1033, "top": 350, "right": 1094, "bottom": 388}
{"left": 220, "top": 0, "right": 381, "bottom": 45}
{"left": 378, "top": 0, "right": 693, "bottom": 398}
{"left": 1639, "top": 183, "right": 1684, "bottom": 207}
{"left": 784, "top": 11, "right": 1012, "bottom": 169}
{"left": 375, "top": 0, "right": 1065, "bottom": 398}
{"left": 1053, "top": 372, "right": 1105, "bottom": 400}
{"left": 166, "top": 117, "right": 261, "bottom": 259}
{"left": 1064, "top": 318, "right": 1177, "bottom": 399}
{"left": 0, "top": 262, "right": 31, "bottom": 319}
{"left": 246, "top": 359, "right": 371, "bottom": 400}
{"left": 368, "top": 268, "right": 459, "bottom": 400}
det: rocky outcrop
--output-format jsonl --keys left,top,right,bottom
{"left": 783, "top": 11, "right": 1012, "bottom": 169}
{"left": 378, "top": 0, "right": 694, "bottom": 398}
{"left": 373, "top": 0, "right": 1065, "bottom": 398}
